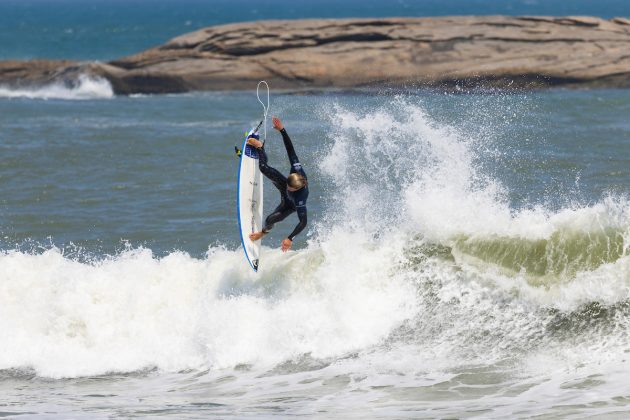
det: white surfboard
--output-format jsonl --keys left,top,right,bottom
{"left": 237, "top": 130, "right": 264, "bottom": 271}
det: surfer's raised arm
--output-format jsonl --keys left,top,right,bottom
{"left": 272, "top": 116, "right": 284, "bottom": 131}
{"left": 274, "top": 117, "right": 306, "bottom": 179}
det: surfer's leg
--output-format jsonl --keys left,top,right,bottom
{"left": 258, "top": 147, "right": 288, "bottom": 192}
{"left": 262, "top": 202, "right": 295, "bottom": 233}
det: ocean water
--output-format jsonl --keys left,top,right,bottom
{"left": 0, "top": 0, "right": 629, "bottom": 60}
{"left": 1, "top": 86, "right": 630, "bottom": 418}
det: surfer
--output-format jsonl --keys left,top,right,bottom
{"left": 247, "top": 117, "right": 308, "bottom": 252}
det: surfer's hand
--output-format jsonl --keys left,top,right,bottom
{"left": 281, "top": 238, "right": 292, "bottom": 252}
{"left": 249, "top": 231, "right": 265, "bottom": 241}
{"left": 272, "top": 117, "right": 284, "bottom": 131}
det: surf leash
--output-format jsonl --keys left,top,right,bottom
{"left": 257, "top": 80, "right": 270, "bottom": 146}
{"left": 235, "top": 81, "right": 270, "bottom": 158}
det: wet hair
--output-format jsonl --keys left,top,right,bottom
{"left": 287, "top": 173, "right": 306, "bottom": 189}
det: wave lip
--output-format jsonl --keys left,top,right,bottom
{"left": 0, "top": 74, "right": 114, "bottom": 100}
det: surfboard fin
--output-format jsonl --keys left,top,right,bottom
{"left": 234, "top": 145, "right": 242, "bottom": 158}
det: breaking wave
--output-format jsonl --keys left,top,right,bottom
{"left": 1, "top": 96, "right": 629, "bottom": 402}
{"left": 0, "top": 75, "right": 113, "bottom": 100}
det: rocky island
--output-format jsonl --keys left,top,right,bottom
{"left": 1, "top": 16, "right": 630, "bottom": 94}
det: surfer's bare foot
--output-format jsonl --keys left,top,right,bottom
{"left": 249, "top": 231, "right": 265, "bottom": 241}
{"left": 272, "top": 116, "right": 284, "bottom": 131}
{"left": 247, "top": 137, "right": 263, "bottom": 148}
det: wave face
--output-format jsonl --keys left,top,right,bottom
{"left": 0, "top": 75, "right": 113, "bottom": 100}
{"left": 1, "top": 96, "right": 630, "bottom": 416}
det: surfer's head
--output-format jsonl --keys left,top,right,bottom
{"left": 248, "top": 132, "right": 259, "bottom": 140}
{"left": 287, "top": 173, "right": 306, "bottom": 191}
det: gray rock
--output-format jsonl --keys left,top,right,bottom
{"left": 2, "top": 16, "right": 630, "bottom": 94}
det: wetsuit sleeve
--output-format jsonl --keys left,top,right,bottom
{"left": 287, "top": 206, "right": 307, "bottom": 241}
{"left": 280, "top": 128, "right": 307, "bottom": 178}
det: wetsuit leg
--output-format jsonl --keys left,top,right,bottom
{"left": 263, "top": 201, "right": 295, "bottom": 233}
{"left": 258, "top": 146, "right": 288, "bottom": 193}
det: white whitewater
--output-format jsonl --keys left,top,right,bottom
{"left": 0, "top": 75, "right": 113, "bottom": 100}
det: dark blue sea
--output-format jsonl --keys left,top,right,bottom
{"left": 0, "top": 0, "right": 629, "bottom": 60}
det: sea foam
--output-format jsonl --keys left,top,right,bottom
{"left": 0, "top": 75, "right": 114, "bottom": 100}
{"left": 0, "top": 238, "right": 418, "bottom": 378}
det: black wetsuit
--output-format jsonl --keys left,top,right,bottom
{"left": 258, "top": 128, "right": 308, "bottom": 241}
